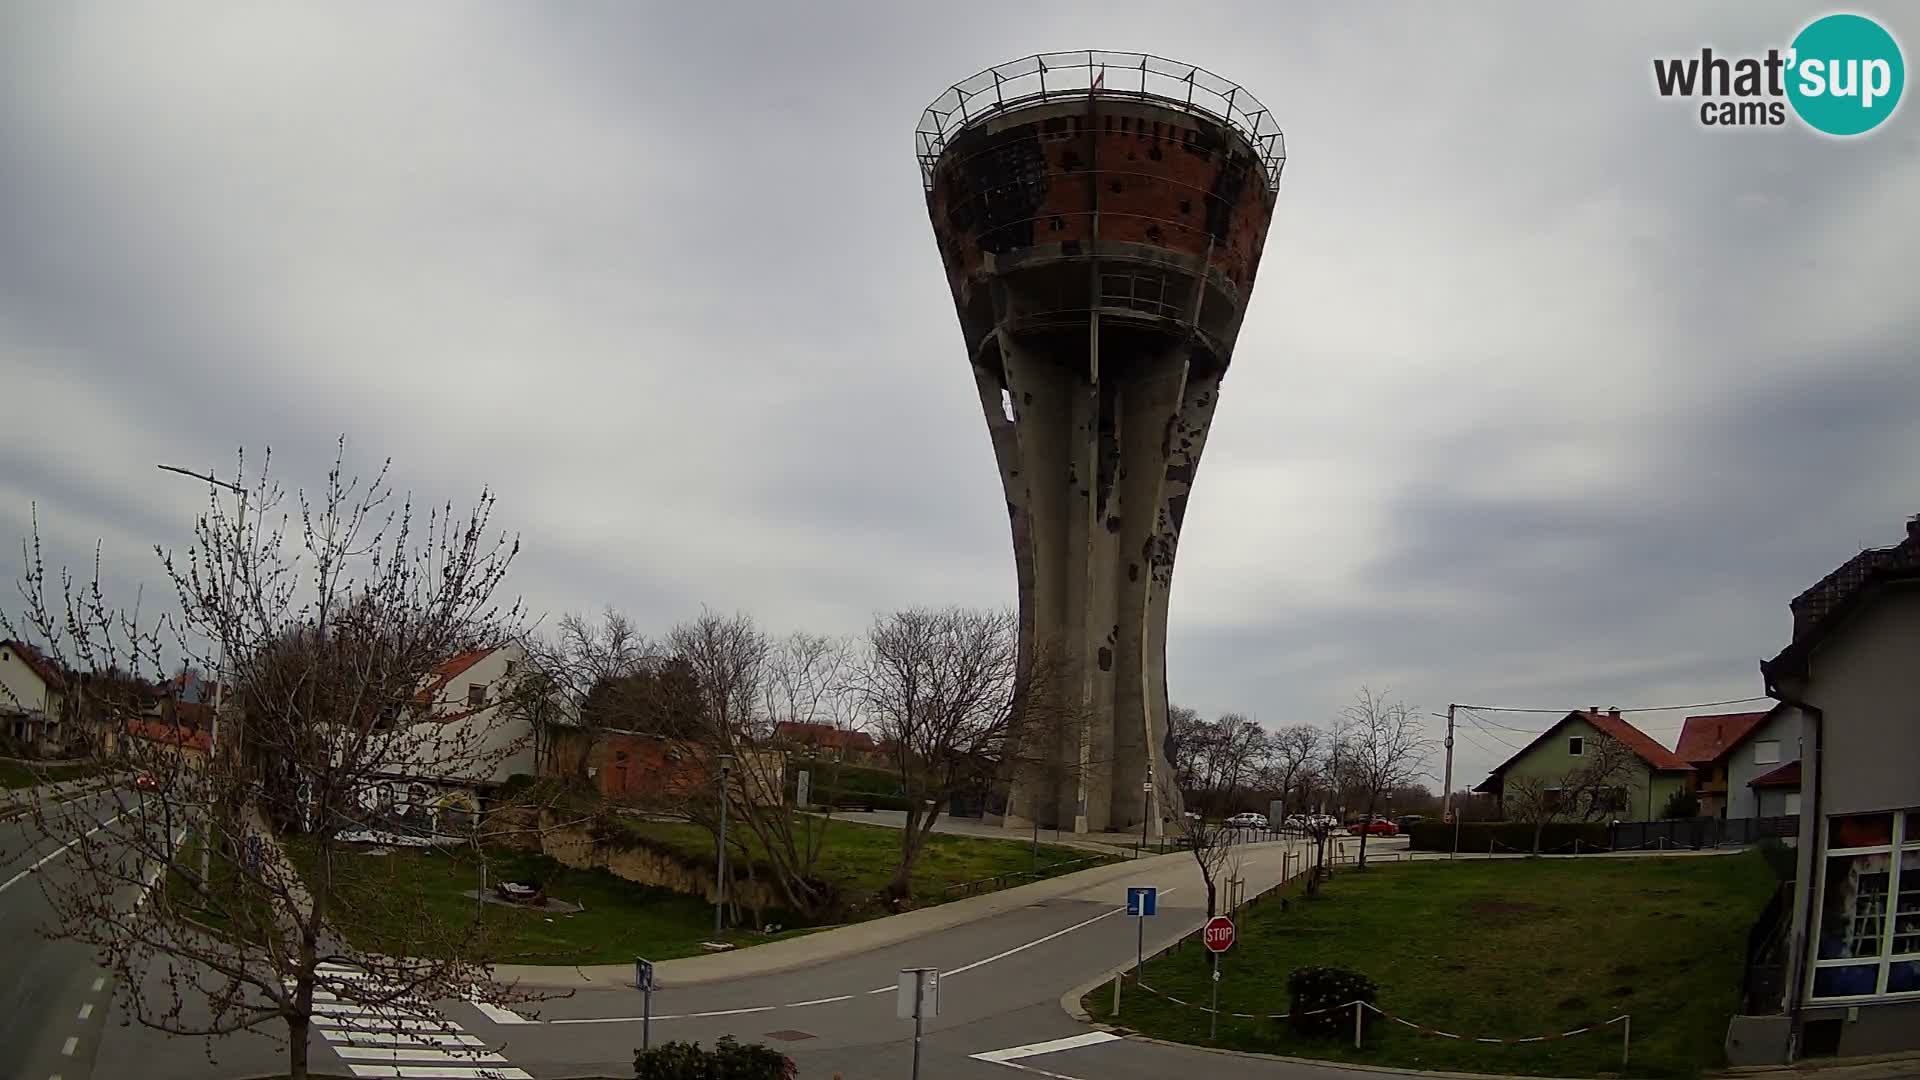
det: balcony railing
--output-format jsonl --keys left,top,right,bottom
{"left": 916, "top": 50, "right": 1286, "bottom": 193}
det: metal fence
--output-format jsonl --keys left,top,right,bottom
{"left": 915, "top": 50, "right": 1287, "bottom": 192}
{"left": 1606, "top": 815, "right": 1799, "bottom": 851}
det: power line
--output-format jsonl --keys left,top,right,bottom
{"left": 1452, "top": 695, "right": 1771, "bottom": 716}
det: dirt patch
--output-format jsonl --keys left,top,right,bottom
{"left": 1557, "top": 996, "right": 1588, "bottom": 1012}
{"left": 1612, "top": 963, "right": 1641, "bottom": 977}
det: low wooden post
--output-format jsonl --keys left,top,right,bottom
{"left": 1622, "top": 1015, "right": 1631, "bottom": 1067}
{"left": 1112, "top": 972, "right": 1122, "bottom": 1016}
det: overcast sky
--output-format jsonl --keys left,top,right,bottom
{"left": 4, "top": 2, "right": 1917, "bottom": 790}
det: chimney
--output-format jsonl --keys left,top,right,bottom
{"left": 1608, "top": 707, "right": 1621, "bottom": 718}
{"left": 1907, "top": 513, "right": 1920, "bottom": 544}
{"left": 1588, "top": 705, "right": 1600, "bottom": 715}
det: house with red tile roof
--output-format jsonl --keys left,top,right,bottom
{"left": 1735, "top": 513, "right": 1920, "bottom": 1060}
{"left": 1473, "top": 707, "right": 1697, "bottom": 823}
{"left": 1675, "top": 705, "right": 1803, "bottom": 822}
{"left": 1, "top": 639, "right": 69, "bottom": 753}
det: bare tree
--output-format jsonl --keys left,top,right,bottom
{"left": 1164, "top": 703, "right": 1203, "bottom": 794}
{"left": 854, "top": 607, "right": 1065, "bottom": 905}
{"left": 515, "top": 608, "right": 652, "bottom": 775}
{"left": 665, "top": 612, "right": 858, "bottom": 924}
{"left": 1341, "top": 687, "right": 1436, "bottom": 869}
{"left": 1501, "top": 734, "right": 1638, "bottom": 853}
{"left": 1, "top": 444, "right": 540, "bottom": 1080}
{"left": 1262, "top": 724, "right": 1323, "bottom": 820}
{"left": 1168, "top": 711, "right": 1267, "bottom": 917}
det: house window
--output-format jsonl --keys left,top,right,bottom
{"left": 1810, "top": 809, "right": 1920, "bottom": 1000}
{"left": 1753, "top": 740, "right": 1781, "bottom": 765}
{"left": 467, "top": 684, "right": 486, "bottom": 707}
{"left": 503, "top": 660, "right": 517, "bottom": 676}
{"left": 1568, "top": 736, "right": 1584, "bottom": 757}
{"left": 1786, "top": 792, "right": 1803, "bottom": 816}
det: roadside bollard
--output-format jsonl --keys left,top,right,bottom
{"left": 1353, "top": 1001, "right": 1364, "bottom": 1048}
{"left": 1112, "top": 972, "right": 1122, "bottom": 1016}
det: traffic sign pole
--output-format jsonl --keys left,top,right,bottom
{"left": 1209, "top": 952, "right": 1220, "bottom": 1039}
{"left": 1136, "top": 913, "right": 1145, "bottom": 975}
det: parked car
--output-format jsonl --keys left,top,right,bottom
{"left": 134, "top": 773, "right": 158, "bottom": 792}
{"left": 1348, "top": 817, "right": 1400, "bottom": 836}
{"left": 1283, "top": 814, "right": 1310, "bottom": 830}
{"left": 1225, "top": 812, "right": 1268, "bottom": 830}
{"left": 1393, "top": 814, "right": 1426, "bottom": 832}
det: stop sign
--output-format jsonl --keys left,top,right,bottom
{"left": 1202, "top": 915, "right": 1235, "bottom": 953}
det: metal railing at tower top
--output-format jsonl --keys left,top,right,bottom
{"left": 916, "top": 51, "right": 1286, "bottom": 193}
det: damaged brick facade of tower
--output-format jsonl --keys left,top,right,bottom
{"left": 917, "top": 52, "right": 1283, "bottom": 834}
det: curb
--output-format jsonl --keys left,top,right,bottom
{"left": 1116, "top": 1034, "right": 1608, "bottom": 1080}
{"left": 493, "top": 845, "right": 1211, "bottom": 991}
{"left": 1716, "top": 1051, "right": 1920, "bottom": 1078}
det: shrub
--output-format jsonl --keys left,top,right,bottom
{"left": 1405, "top": 820, "right": 1608, "bottom": 853}
{"left": 1661, "top": 788, "right": 1701, "bottom": 819}
{"left": 634, "top": 1035, "right": 796, "bottom": 1080}
{"left": 1286, "top": 965, "right": 1378, "bottom": 1037}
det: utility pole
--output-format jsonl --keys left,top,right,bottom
{"left": 1439, "top": 704, "right": 1457, "bottom": 826}
{"left": 158, "top": 464, "right": 247, "bottom": 887}
{"left": 713, "top": 753, "right": 734, "bottom": 937}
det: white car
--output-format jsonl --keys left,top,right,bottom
{"left": 1225, "top": 812, "right": 1268, "bottom": 830}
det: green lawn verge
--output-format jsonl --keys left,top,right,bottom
{"left": 0, "top": 759, "right": 101, "bottom": 789}
{"left": 609, "top": 813, "right": 1113, "bottom": 913}
{"left": 289, "top": 841, "right": 810, "bottom": 966}
{"left": 1086, "top": 853, "right": 1777, "bottom": 1078}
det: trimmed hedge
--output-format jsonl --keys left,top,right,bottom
{"left": 1286, "top": 965, "right": 1378, "bottom": 1037}
{"left": 634, "top": 1036, "right": 795, "bottom": 1079}
{"left": 1405, "top": 820, "right": 1607, "bottom": 853}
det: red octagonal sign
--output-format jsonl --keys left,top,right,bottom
{"left": 1203, "top": 915, "right": 1235, "bottom": 953}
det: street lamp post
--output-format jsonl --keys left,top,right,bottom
{"left": 157, "top": 464, "right": 247, "bottom": 885}
{"left": 713, "top": 753, "right": 735, "bottom": 937}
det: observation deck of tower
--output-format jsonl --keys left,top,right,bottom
{"left": 917, "top": 52, "right": 1284, "bottom": 833}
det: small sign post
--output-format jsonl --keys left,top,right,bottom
{"left": 1203, "top": 916, "right": 1234, "bottom": 1040}
{"left": 795, "top": 768, "right": 811, "bottom": 809}
{"left": 634, "top": 957, "right": 655, "bottom": 1049}
{"left": 1126, "top": 886, "right": 1158, "bottom": 975}
{"left": 898, "top": 967, "right": 939, "bottom": 1080}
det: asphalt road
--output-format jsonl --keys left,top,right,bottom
{"left": 35, "top": 820, "right": 1405, "bottom": 1080}
{"left": 0, "top": 786, "right": 145, "bottom": 1080}
{"left": 435, "top": 834, "right": 1385, "bottom": 1079}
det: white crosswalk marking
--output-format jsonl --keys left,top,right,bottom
{"left": 292, "top": 969, "right": 518, "bottom": 1078}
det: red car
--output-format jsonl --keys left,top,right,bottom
{"left": 1347, "top": 817, "right": 1399, "bottom": 836}
{"left": 134, "top": 773, "right": 158, "bottom": 792}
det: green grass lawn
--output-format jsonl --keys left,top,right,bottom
{"left": 289, "top": 841, "right": 813, "bottom": 966}
{"left": 0, "top": 759, "right": 101, "bottom": 789}
{"left": 291, "top": 815, "right": 1113, "bottom": 967}
{"left": 612, "top": 813, "right": 1112, "bottom": 913}
{"left": 1087, "top": 853, "right": 1779, "bottom": 1078}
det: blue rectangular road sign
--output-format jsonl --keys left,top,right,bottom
{"left": 1126, "top": 886, "right": 1158, "bottom": 917}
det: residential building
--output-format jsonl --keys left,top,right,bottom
{"left": 1677, "top": 707, "right": 1802, "bottom": 821}
{"left": 1, "top": 640, "right": 68, "bottom": 754}
{"left": 1473, "top": 707, "right": 1696, "bottom": 822}
{"left": 774, "top": 721, "right": 877, "bottom": 760}
{"left": 1755, "top": 513, "right": 1920, "bottom": 1060}
{"left": 357, "top": 643, "right": 535, "bottom": 829}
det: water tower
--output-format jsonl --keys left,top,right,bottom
{"left": 917, "top": 52, "right": 1284, "bottom": 834}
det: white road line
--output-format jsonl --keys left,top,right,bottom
{"left": 466, "top": 996, "right": 531, "bottom": 1025}
{"left": 944, "top": 902, "right": 1141, "bottom": 977}
{"left": 133, "top": 827, "right": 188, "bottom": 911}
{"left": 321, "top": 1031, "right": 485, "bottom": 1048}
{"left": 971, "top": 1031, "right": 1122, "bottom": 1062}
{"left": 344, "top": 1066, "right": 531, "bottom": 1080}
{"left": 90, "top": 978, "right": 104, "bottom": 992}
{"left": 60, "top": 1037, "right": 78, "bottom": 1056}
{"left": 784, "top": 994, "right": 853, "bottom": 1007}
{"left": 312, "top": 1016, "right": 462, "bottom": 1032}
{"left": 0, "top": 811, "right": 127, "bottom": 894}
{"left": 331, "top": 1046, "right": 509, "bottom": 1063}
{"left": 550, "top": 1015, "right": 686, "bottom": 1025}
{"left": 76, "top": 1004, "right": 92, "bottom": 1020}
